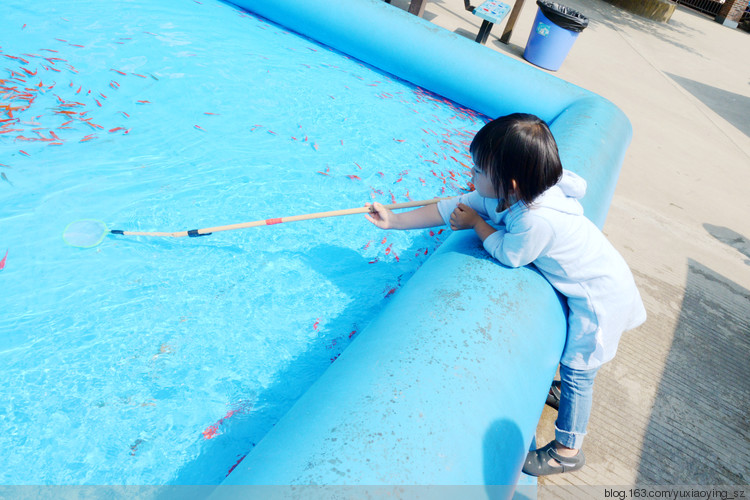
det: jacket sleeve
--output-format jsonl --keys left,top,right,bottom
{"left": 482, "top": 213, "right": 555, "bottom": 268}
{"left": 437, "top": 191, "right": 497, "bottom": 226}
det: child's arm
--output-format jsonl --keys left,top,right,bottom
{"left": 449, "top": 203, "right": 497, "bottom": 241}
{"left": 365, "top": 202, "right": 445, "bottom": 230}
{"left": 454, "top": 204, "right": 553, "bottom": 268}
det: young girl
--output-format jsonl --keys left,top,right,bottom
{"left": 365, "top": 113, "right": 646, "bottom": 476}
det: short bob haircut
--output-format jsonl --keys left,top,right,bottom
{"left": 469, "top": 113, "right": 562, "bottom": 205}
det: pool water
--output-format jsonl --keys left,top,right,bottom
{"left": 1, "top": 0, "right": 488, "bottom": 484}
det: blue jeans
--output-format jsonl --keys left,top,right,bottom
{"left": 554, "top": 364, "right": 600, "bottom": 450}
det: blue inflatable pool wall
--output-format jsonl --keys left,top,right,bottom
{"left": 218, "top": 0, "right": 632, "bottom": 494}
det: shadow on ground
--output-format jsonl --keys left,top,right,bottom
{"left": 635, "top": 256, "right": 750, "bottom": 484}
{"left": 666, "top": 73, "right": 750, "bottom": 138}
{"left": 704, "top": 224, "right": 750, "bottom": 264}
{"left": 579, "top": 2, "right": 715, "bottom": 55}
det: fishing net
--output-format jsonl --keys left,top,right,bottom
{"left": 63, "top": 219, "right": 109, "bottom": 248}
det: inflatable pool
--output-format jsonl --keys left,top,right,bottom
{"left": 0, "top": 0, "right": 630, "bottom": 495}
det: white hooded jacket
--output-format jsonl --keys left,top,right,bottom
{"left": 437, "top": 170, "right": 646, "bottom": 370}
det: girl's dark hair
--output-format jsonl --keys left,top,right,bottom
{"left": 469, "top": 113, "right": 562, "bottom": 205}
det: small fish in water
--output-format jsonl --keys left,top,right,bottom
{"left": 203, "top": 415, "right": 229, "bottom": 440}
{"left": 1, "top": 172, "right": 12, "bottom": 186}
{"left": 202, "top": 402, "right": 252, "bottom": 440}
{"left": 0, "top": 249, "right": 7, "bottom": 270}
{"left": 130, "top": 439, "right": 143, "bottom": 456}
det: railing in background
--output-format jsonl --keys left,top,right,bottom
{"left": 672, "top": 0, "right": 723, "bottom": 16}
{"left": 674, "top": 0, "right": 750, "bottom": 27}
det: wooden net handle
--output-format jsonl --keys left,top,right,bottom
{"left": 111, "top": 197, "right": 447, "bottom": 238}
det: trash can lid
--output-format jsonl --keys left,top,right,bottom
{"left": 536, "top": 1, "right": 589, "bottom": 32}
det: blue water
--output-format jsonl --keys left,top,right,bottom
{"left": 0, "top": 0, "right": 487, "bottom": 484}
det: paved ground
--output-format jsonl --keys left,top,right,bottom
{"left": 390, "top": 0, "right": 750, "bottom": 492}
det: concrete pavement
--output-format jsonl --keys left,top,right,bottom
{"left": 391, "top": 0, "right": 750, "bottom": 491}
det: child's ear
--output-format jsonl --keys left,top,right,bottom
{"left": 511, "top": 179, "right": 518, "bottom": 192}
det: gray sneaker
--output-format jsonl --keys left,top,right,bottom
{"left": 522, "top": 440, "right": 585, "bottom": 476}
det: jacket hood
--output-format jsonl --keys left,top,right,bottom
{"left": 533, "top": 169, "right": 587, "bottom": 215}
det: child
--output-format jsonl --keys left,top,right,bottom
{"left": 365, "top": 113, "right": 646, "bottom": 476}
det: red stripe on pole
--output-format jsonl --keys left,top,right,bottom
{"left": 265, "top": 218, "right": 283, "bottom": 225}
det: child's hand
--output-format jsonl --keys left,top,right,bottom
{"left": 450, "top": 203, "right": 481, "bottom": 230}
{"left": 365, "top": 202, "right": 397, "bottom": 229}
